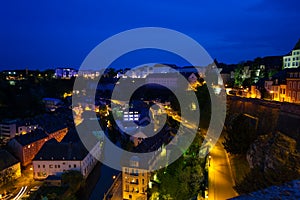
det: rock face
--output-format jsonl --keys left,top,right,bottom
{"left": 247, "top": 132, "right": 300, "bottom": 173}
{"left": 230, "top": 179, "right": 300, "bottom": 200}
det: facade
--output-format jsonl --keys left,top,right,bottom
{"left": 0, "top": 120, "right": 17, "bottom": 139}
{"left": 0, "top": 150, "right": 21, "bottom": 186}
{"left": 279, "top": 84, "right": 287, "bottom": 102}
{"left": 8, "top": 127, "right": 68, "bottom": 166}
{"left": 122, "top": 156, "right": 150, "bottom": 200}
{"left": 146, "top": 73, "right": 180, "bottom": 89}
{"left": 264, "top": 78, "right": 287, "bottom": 102}
{"left": 33, "top": 139, "right": 101, "bottom": 180}
{"left": 286, "top": 69, "right": 300, "bottom": 103}
{"left": 283, "top": 49, "right": 300, "bottom": 69}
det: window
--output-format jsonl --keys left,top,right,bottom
{"left": 293, "top": 82, "right": 297, "bottom": 89}
{"left": 38, "top": 165, "right": 40, "bottom": 168}
{"left": 298, "top": 82, "right": 300, "bottom": 90}
{"left": 74, "top": 164, "right": 76, "bottom": 168}
{"left": 49, "top": 165, "right": 53, "bottom": 168}
{"left": 289, "top": 82, "right": 292, "bottom": 89}
{"left": 297, "top": 92, "right": 300, "bottom": 101}
{"left": 43, "top": 165, "right": 45, "bottom": 168}
{"left": 283, "top": 89, "right": 286, "bottom": 94}
{"left": 69, "top": 165, "right": 71, "bottom": 168}
{"left": 58, "top": 165, "right": 60, "bottom": 168}
{"left": 288, "top": 91, "right": 291, "bottom": 97}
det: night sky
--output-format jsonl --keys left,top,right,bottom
{"left": 1, "top": 0, "right": 300, "bottom": 70}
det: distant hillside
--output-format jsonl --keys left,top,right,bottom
{"left": 293, "top": 38, "right": 300, "bottom": 50}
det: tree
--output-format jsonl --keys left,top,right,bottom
{"left": 223, "top": 114, "right": 257, "bottom": 155}
{"left": 195, "top": 83, "right": 211, "bottom": 129}
{"left": 61, "top": 170, "right": 84, "bottom": 199}
{"left": 151, "top": 132, "right": 205, "bottom": 199}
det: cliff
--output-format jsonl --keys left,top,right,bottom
{"left": 247, "top": 132, "right": 300, "bottom": 172}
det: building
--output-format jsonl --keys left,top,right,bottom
{"left": 0, "top": 120, "right": 17, "bottom": 139}
{"left": 263, "top": 70, "right": 287, "bottom": 102}
{"left": 32, "top": 139, "right": 101, "bottom": 180}
{"left": 122, "top": 156, "right": 150, "bottom": 200}
{"left": 0, "top": 150, "right": 21, "bottom": 186}
{"left": 55, "top": 68, "right": 78, "bottom": 79}
{"left": 279, "top": 84, "right": 287, "bottom": 102}
{"left": 286, "top": 68, "right": 300, "bottom": 103}
{"left": 145, "top": 73, "right": 190, "bottom": 90}
{"left": 8, "top": 127, "right": 68, "bottom": 166}
{"left": 270, "top": 78, "right": 286, "bottom": 102}
{"left": 0, "top": 119, "right": 38, "bottom": 139}
{"left": 283, "top": 49, "right": 300, "bottom": 69}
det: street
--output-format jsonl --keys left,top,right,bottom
{"left": 208, "top": 137, "right": 237, "bottom": 200}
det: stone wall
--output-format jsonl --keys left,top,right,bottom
{"left": 227, "top": 96, "right": 300, "bottom": 143}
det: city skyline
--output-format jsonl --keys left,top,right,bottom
{"left": 1, "top": 0, "right": 300, "bottom": 70}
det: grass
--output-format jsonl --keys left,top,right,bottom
{"left": 229, "top": 154, "right": 250, "bottom": 183}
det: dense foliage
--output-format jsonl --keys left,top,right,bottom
{"left": 150, "top": 132, "right": 206, "bottom": 199}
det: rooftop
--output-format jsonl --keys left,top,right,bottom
{"left": 13, "top": 129, "right": 48, "bottom": 146}
{"left": 0, "top": 150, "right": 19, "bottom": 171}
{"left": 33, "top": 139, "right": 89, "bottom": 161}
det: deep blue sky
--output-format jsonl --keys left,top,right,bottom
{"left": 1, "top": 0, "right": 300, "bottom": 70}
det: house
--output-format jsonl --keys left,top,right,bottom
{"left": 8, "top": 126, "right": 68, "bottom": 166}
{"left": 283, "top": 49, "right": 300, "bottom": 69}
{"left": 0, "top": 119, "right": 38, "bottom": 139}
{"left": 146, "top": 73, "right": 180, "bottom": 89}
{"left": 32, "top": 139, "right": 101, "bottom": 180}
{"left": 0, "top": 150, "right": 21, "bottom": 186}
{"left": 8, "top": 129, "right": 49, "bottom": 166}
{"left": 54, "top": 68, "right": 78, "bottom": 79}
{"left": 286, "top": 68, "right": 300, "bottom": 103}
{"left": 122, "top": 156, "right": 150, "bottom": 200}
{"left": 130, "top": 131, "right": 148, "bottom": 147}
